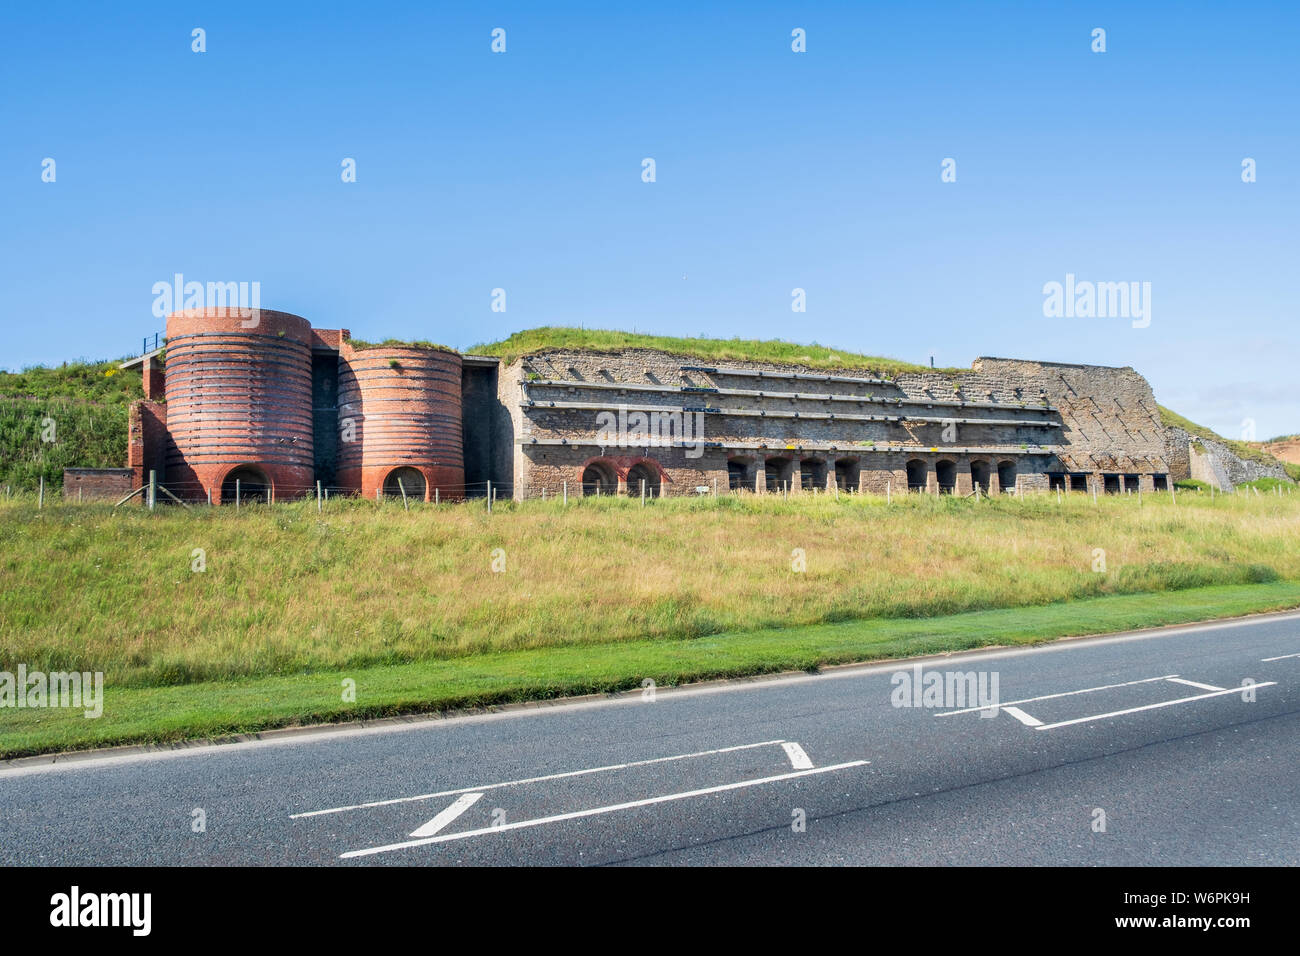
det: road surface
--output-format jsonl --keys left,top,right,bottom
{"left": 3, "top": 610, "right": 1299, "bottom": 865}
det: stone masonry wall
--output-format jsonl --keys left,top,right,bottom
{"left": 505, "top": 348, "right": 1175, "bottom": 499}
{"left": 1168, "top": 425, "right": 1291, "bottom": 489}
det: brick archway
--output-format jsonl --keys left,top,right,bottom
{"left": 219, "top": 464, "right": 272, "bottom": 505}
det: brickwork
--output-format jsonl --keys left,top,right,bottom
{"left": 62, "top": 468, "right": 134, "bottom": 502}
{"left": 113, "top": 312, "right": 1287, "bottom": 505}
{"left": 506, "top": 348, "right": 1173, "bottom": 499}
{"left": 336, "top": 342, "right": 465, "bottom": 501}
{"left": 163, "top": 308, "right": 316, "bottom": 502}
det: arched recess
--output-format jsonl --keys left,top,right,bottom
{"left": 906, "top": 458, "right": 927, "bottom": 492}
{"left": 221, "top": 464, "right": 271, "bottom": 505}
{"left": 834, "top": 458, "right": 860, "bottom": 492}
{"left": 625, "top": 461, "right": 662, "bottom": 498}
{"left": 384, "top": 466, "right": 427, "bottom": 501}
{"left": 997, "top": 459, "right": 1017, "bottom": 493}
{"left": 936, "top": 460, "right": 957, "bottom": 494}
{"left": 765, "top": 456, "right": 794, "bottom": 493}
{"left": 727, "top": 457, "right": 754, "bottom": 491}
{"left": 581, "top": 460, "right": 618, "bottom": 496}
{"left": 800, "top": 458, "right": 827, "bottom": 491}
{"left": 970, "top": 460, "right": 991, "bottom": 493}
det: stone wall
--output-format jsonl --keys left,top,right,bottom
{"left": 504, "top": 347, "right": 1176, "bottom": 499}
{"left": 1168, "top": 425, "right": 1291, "bottom": 489}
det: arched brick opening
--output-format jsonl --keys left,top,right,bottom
{"left": 971, "top": 460, "right": 991, "bottom": 493}
{"left": 998, "top": 459, "right": 1017, "bottom": 493}
{"left": 728, "top": 457, "right": 755, "bottom": 491}
{"left": 906, "top": 458, "right": 927, "bottom": 492}
{"left": 765, "top": 456, "right": 794, "bottom": 493}
{"left": 581, "top": 460, "right": 618, "bottom": 496}
{"left": 936, "top": 460, "right": 957, "bottom": 494}
{"left": 221, "top": 464, "right": 271, "bottom": 505}
{"left": 834, "top": 458, "right": 860, "bottom": 492}
{"left": 626, "top": 462, "right": 661, "bottom": 498}
{"left": 800, "top": 458, "right": 827, "bottom": 491}
{"left": 383, "top": 466, "right": 427, "bottom": 501}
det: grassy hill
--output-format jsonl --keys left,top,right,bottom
{"left": 0, "top": 360, "right": 139, "bottom": 491}
{"left": 3, "top": 490, "right": 1299, "bottom": 755}
{"left": 467, "top": 326, "right": 951, "bottom": 375}
{"left": 1157, "top": 404, "right": 1290, "bottom": 471}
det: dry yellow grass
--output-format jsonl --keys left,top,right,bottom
{"left": 1, "top": 489, "right": 1297, "bottom": 688}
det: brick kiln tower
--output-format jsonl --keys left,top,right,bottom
{"left": 101, "top": 315, "right": 1235, "bottom": 507}
{"left": 140, "top": 308, "right": 467, "bottom": 503}
{"left": 163, "top": 308, "right": 317, "bottom": 503}
{"left": 335, "top": 344, "right": 465, "bottom": 501}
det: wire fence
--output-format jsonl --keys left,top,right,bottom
{"left": 6, "top": 473, "right": 1291, "bottom": 513}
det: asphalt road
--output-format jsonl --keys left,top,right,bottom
{"left": 3, "top": 610, "right": 1299, "bottom": 866}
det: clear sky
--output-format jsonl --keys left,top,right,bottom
{"left": 2, "top": 1, "right": 1296, "bottom": 438}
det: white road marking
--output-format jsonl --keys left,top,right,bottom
{"left": 1166, "top": 677, "right": 1224, "bottom": 692}
{"left": 781, "top": 742, "right": 814, "bottom": 769}
{"left": 935, "top": 675, "right": 1178, "bottom": 716}
{"left": 14, "top": 609, "right": 1300, "bottom": 778}
{"left": 410, "top": 792, "right": 483, "bottom": 837}
{"left": 291, "top": 739, "right": 787, "bottom": 819}
{"left": 1001, "top": 706, "right": 1044, "bottom": 727}
{"left": 340, "top": 760, "right": 870, "bottom": 858}
{"left": 1261, "top": 652, "right": 1300, "bottom": 662}
{"left": 1033, "top": 683, "right": 1277, "bottom": 731}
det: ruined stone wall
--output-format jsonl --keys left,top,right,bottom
{"left": 505, "top": 348, "right": 1166, "bottom": 499}
{"left": 970, "top": 358, "right": 1169, "bottom": 475}
{"left": 1168, "top": 425, "right": 1291, "bottom": 489}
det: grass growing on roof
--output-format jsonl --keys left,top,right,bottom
{"left": 347, "top": 338, "right": 454, "bottom": 352}
{"left": 467, "top": 326, "right": 955, "bottom": 375}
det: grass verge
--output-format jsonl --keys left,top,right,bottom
{"left": 3, "top": 579, "right": 1298, "bottom": 758}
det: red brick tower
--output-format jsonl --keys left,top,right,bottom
{"left": 163, "top": 308, "right": 316, "bottom": 503}
{"left": 336, "top": 344, "right": 466, "bottom": 500}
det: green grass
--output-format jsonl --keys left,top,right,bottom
{"left": 467, "top": 325, "right": 952, "bottom": 375}
{"left": 4, "top": 466, "right": 1300, "bottom": 757}
{"left": 347, "top": 338, "right": 454, "bottom": 352}
{"left": 3, "top": 579, "right": 1298, "bottom": 758}
{"left": 1174, "top": 479, "right": 1211, "bottom": 492}
{"left": 1237, "top": 477, "right": 1293, "bottom": 494}
{"left": 0, "top": 359, "right": 140, "bottom": 492}
{"left": 4, "top": 489, "right": 1299, "bottom": 689}
{"left": 0, "top": 359, "right": 142, "bottom": 406}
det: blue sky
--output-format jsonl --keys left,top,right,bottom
{"left": 2, "top": 1, "right": 1296, "bottom": 438}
